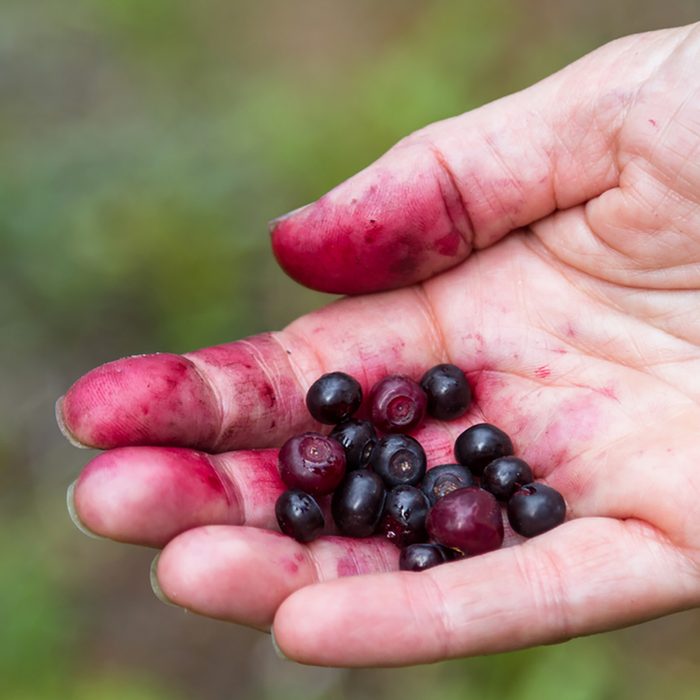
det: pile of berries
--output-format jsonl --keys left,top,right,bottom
{"left": 274, "top": 366, "right": 566, "bottom": 571}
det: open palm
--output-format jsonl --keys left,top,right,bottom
{"left": 59, "top": 24, "right": 700, "bottom": 666}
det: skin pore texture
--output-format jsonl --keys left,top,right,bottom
{"left": 59, "top": 24, "right": 700, "bottom": 667}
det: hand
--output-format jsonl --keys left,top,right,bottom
{"left": 58, "top": 23, "right": 700, "bottom": 666}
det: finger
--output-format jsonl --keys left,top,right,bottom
{"left": 272, "top": 517, "right": 700, "bottom": 666}
{"left": 270, "top": 28, "right": 682, "bottom": 294}
{"left": 57, "top": 288, "right": 452, "bottom": 451}
{"left": 153, "top": 527, "right": 398, "bottom": 630}
{"left": 68, "top": 446, "right": 281, "bottom": 547}
{"left": 67, "top": 421, "right": 461, "bottom": 547}
{"left": 153, "top": 522, "right": 527, "bottom": 631}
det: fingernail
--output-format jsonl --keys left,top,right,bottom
{"left": 55, "top": 396, "right": 89, "bottom": 449}
{"left": 268, "top": 201, "right": 313, "bottom": 234}
{"left": 270, "top": 629, "right": 289, "bottom": 661}
{"left": 150, "top": 553, "right": 178, "bottom": 607}
{"left": 66, "top": 480, "right": 105, "bottom": 540}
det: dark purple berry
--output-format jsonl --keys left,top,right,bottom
{"left": 426, "top": 487, "right": 504, "bottom": 555}
{"left": 399, "top": 543, "right": 449, "bottom": 571}
{"left": 369, "top": 375, "right": 427, "bottom": 433}
{"left": 331, "top": 470, "right": 385, "bottom": 538}
{"left": 507, "top": 483, "right": 566, "bottom": 537}
{"left": 278, "top": 432, "right": 346, "bottom": 496}
{"left": 454, "top": 423, "right": 514, "bottom": 475}
{"left": 380, "top": 485, "right": 429, "bottom": 547}
{"left": 420, "top": 364, "right": 472, "bottom": 420}
{"left": 481, "top": 456, "right": 534, "bottom": 501}
{"left": 329, "top": 419, "right": 377, "bottom": 470}
{"left": 306, "top": 371, "right": 362, "bottom": 424}
{"left": 421, "top": 464, "right": 474, "bottom": 506}
{"left": 275, "top": 490, "right": 324, "bottom": 543}
{"left": 369, "top": 434, "right": 427, "bottom": 488}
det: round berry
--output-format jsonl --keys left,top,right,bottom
{"left": 454, "top": 423, "right": 514, "bottom": 475}
{"left": 481, "top": 456, "right": 534, "bottom": 501}
{"left": 420, "top": 364, "right": 472, "bottom": 420}
{"left": 369, "top": 375, "right": 427, "bottom": 433}
{"left": 380, "top": 485, "right": 429, "bottom": 548}
{"left": 331, "top": 470, "right": 386, "bottom": 538}
{"left": 306, "top": 372, "right": 362, "bottom": 424}
{"left": 278, "top": 432, "right": 346, "bottom": 496}
{"left": 329, "top": 419, "right": 377, "bottom": 471}
{"left": 399, "top": 543, "right": 449, "bottom": 571}
{"left": 507, "top": 483, "right": 566, "bottom": 537}
{"left": 421, "top": 464, "right": 474, "bottom": 506}
{"left": 369, "top": 434, "right": 427, "bottom": 488}
{"left": 275, "top": 490, "right": 325, "bottom": 543}
{"left": 426, "top": 486, "right": 504, "bottom": 555}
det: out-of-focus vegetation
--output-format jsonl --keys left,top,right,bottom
{"left": 1, "top": 0, "right": 699, "bottom": 698}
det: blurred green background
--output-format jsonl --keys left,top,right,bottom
{"left": 2, "top": 0, "right": 699, "bottom": 698}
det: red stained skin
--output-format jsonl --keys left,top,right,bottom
{"left": 534, "top": 365, "right": 551, "bottom": 379}
{"left": 190, "top": 334, "right": 306, "bottom": 450}
{"left": 281, "top": 558, "right": 300, "bottom": 575}
{"left": 524, "top": 394, "right": 603, "bottom": 477}
{"left": 597, "top": 384, "right": 618, "bottom": 401}
{"left": 333, "top": 539, "right": 394, "bottom": 577}
{"left": 233, "top": 449, "right": 285, "bottom": 515}
{"left": 434, "top": 230, "right": 462, "bottom": 256}
{"left": 60, "top": 333, "right": 311, "bottom": 454}
{"left": 270, "top": 169, "right": 470, "bottom": 294}
{"left": 74, "top": 447, "right": 239, "bottom": 546}
{"left": 61, "top": 354, "right": 220, "bottom": 450}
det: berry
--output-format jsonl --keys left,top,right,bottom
{"left": 331, "top": 470, "right": 385, "bottom": 538}
{"left": 399, "top": 543, "right": 449, "bottom": 571}
{"left": 278, "top": 432, "right": 346, "bottom": 496}
{"left": 507, "top": 483, "right": 566, "bottom": 537}
{"left": 329, "top": 419, "right": 377, "bottom": 470}
{"left": 481, "top": 456, "right": 534, "bottom": 501}
{"left": 306, "top": 371, "right": 362, "bottom": 424}
{"left": 454, "top": 423, "right": 514, "bottom": 475}
{"left": 275, "top": 490, "right": 325, "bottom": 543}
{"left": 380, "top": 485, "right": 429, "bottom": 547}
{"left": 426, "top": 487, "right": 504, "bottom": 555}
{"left": 421, "top": 464, "right": 474, "bottom": 506}
{"left": 420, "top": 364, "right": 472, "bottom": 420}
{"left": 369, "top": 375, "right": 427, "bottom": 433}
{"left": 369, "top": 434, "right": 427, "bottom": 488}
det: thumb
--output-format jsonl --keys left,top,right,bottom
{"left": 270, "top": 26, "right": 684, "bottom": 294}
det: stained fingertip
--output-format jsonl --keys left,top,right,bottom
{"left": 60, "top": 353, "right": 220, "bottom": 450}
{"left": 270, "top": 152, "right": 472, "bottom": 295}
{"left": 268, "top": 201, "right": 314, "bottom": 234}
{"left": 55, "top": 396, "right": 89, "bottom": 448}
{"left": 73, "top": 447, "right": 240, "bottom": 546}
{"left": 66, "top": 480, "right": 105, "bottom": 540}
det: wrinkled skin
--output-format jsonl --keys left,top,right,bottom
{"left": 58, "top": 24, "right": 700, "bottom": 667}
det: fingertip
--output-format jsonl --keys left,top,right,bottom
{"left": 70, "top": 447, "right": 239, "bottom": 546}
{"left": 156, "top": 526, "right": 310, "bottom": 630}
{"left": 55, "top": 396, "right": 89, "bottom": 448}
{"left": 268, "top": 201, "right": 314, "bottom": 235}
{"left": 150, "top": 552, "right": 179, "bottom": 608}
{"left": 269, "top": 148, "right": 471, "bottom": 294}
{"left": 60, "top": 353, "right": 220, "bottom": 449}
{"left": 270, "top": 628, "right": 290, "bottom": 661}
{"left": 66, "top": 479, "right": 106, "bottom": 540}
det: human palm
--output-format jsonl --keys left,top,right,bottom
{"left": 59, "top": 24, "right": 700, "bottom": 666}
